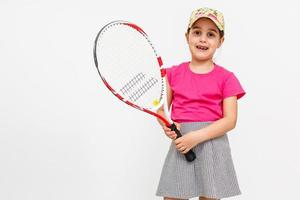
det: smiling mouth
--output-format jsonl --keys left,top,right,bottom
{"left": 196, "top": 45, "right": 209, "bottom": 50}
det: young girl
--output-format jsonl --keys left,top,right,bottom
{"left": 156, "top": 7, "right": 245, "bottom": 200}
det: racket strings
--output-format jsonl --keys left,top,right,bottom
{"left": 120, "top": 73, "right": 145, "bottom": 95}
{"left": 128, "top": 76, "right": 158, "bottom": 102}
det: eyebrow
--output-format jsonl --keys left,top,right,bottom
{"left": 191, "top": 26, "right": 218, "bottom": 33}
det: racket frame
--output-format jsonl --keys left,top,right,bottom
{"left": 93, "top": 20, "right": 172, "bottom": 126}
{"left": 93, "top": 20, "right": 196, "bottom": 162}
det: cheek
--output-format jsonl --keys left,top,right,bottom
{"left": 188, "top": 37, "right": 198, "bottom": 45}
{"left": 186, "top": 39, "right": 192, "bottom": 47}
{"left": 210, "top": 40, "right": 221, "bottom": 48}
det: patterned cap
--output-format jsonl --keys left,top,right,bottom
{"left": 188, "top": 7, "right": 224, "bottom": 32}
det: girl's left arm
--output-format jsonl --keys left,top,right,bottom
{"left": 194, "top": 96, "right": 238, "bottom": 143}
{"left": 174, "top": 96, "right": 238, "bottom": 154}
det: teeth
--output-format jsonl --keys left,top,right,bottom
{"left": 197, "top": 46, "right": 208, "bottom": 50}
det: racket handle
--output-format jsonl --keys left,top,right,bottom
{"left": 169, "top": 123, "right": 196, "bottom": 162}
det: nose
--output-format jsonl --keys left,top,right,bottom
{"left": 199, "top": 35, "right": 207, "bottom": 43}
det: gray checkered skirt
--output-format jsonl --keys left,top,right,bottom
{"left": 156, "top": 122, "right": 241, "bottom": 199}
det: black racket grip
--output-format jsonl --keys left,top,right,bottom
{"left": 169, "top": 123, "right": 196, "bottom": 162}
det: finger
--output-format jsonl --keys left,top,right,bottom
{"left": 162, "top": 126, "right": 171, "bottom": 131}
{"left": 182, "top": 148, "right": 190, "bottom": 154}
{"left": 174, "top": 138, "right": 182, "bottom": 145}
{"left": 175, "top": 143, "right": 184, "bottom": 149}
{"left": 166, "top": 131, "right": 175, "bottom": 136}
{"left": 179, "top": 147, "right": 187, "bottom": 154}
{"left": 170, "top": 134, "right": 177, "bottom": 140}
{"left": 167, "top": 131, "right": 176, "bottom": 138}
{"left": 166, "top": 132, "right": 177, "bottom": 140}
{"left": 179, "top": 146, "right": 186, "bottom": 152}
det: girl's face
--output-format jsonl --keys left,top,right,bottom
{"left": 186, "top": 18, "right": 224, "bottom": 63}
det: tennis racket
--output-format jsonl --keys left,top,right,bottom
{"left": 93, "top": 20, "right": 196, "bottom": 162}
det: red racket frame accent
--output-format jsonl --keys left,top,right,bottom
{"left": 124, "top": 23, "right": 147, "bottom": 36}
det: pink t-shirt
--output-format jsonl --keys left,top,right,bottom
{"left": 166, "top": 62, "right": 245, "bottom": 122}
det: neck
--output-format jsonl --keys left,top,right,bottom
{"left": 189, "top": 59, "right": 214, "bottom": 73}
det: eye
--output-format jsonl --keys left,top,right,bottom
{"left": 207, "top": 32, "right": 216, "bottom": 38}
{"left": 193, "top": 30, "right": 201, "bottom": 36}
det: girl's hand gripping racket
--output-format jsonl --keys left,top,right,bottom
{"left": 93, "top": 20, "right": 196, "bottom": 162}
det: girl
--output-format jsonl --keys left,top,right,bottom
{"left": 156, "top": 7, "right": 245, "bottom": 200}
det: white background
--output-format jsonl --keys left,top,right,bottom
{"left": 1, "top": 0, "right": 300, "bottom": 199}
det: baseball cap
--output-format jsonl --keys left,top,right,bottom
{"left": 188, "top": 7, "right": 225, "bottom": 32}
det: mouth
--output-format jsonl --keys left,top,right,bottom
{"left": 196, "top": 45, "right": 209, "bottom": 51}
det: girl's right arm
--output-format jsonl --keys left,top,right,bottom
{"left": 157, "top": 77, "right": 179, "bottom": 140}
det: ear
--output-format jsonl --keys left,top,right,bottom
{"left": 217, "top": 37, "right": 224, "bottom": 48}
{"left": 185, "top": 32, "right": 189, "bottom": 43}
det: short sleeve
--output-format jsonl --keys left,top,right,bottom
{"left": 166, "top": 66, "right": 175, "bottom": 88}
{"left": 222, "top": 72, "right": 246, "bottom": 100}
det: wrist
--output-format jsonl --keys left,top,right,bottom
{"left": 193, "top": 129, "right": 207, "bottom": 144}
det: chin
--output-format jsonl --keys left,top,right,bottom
{"left": 193, "top": 55, "right": 212, "bottom": 61}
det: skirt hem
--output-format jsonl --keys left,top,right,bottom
{"left": 155, "top": 191, "right": 242, "bottom": 199}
